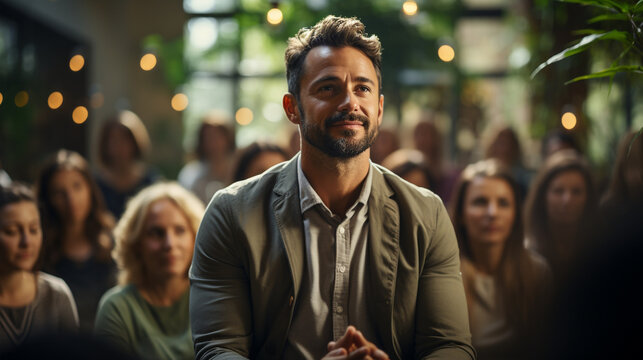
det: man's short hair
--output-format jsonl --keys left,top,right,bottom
{"left": 285, "top": 15, "right": 383, "bottom": 101}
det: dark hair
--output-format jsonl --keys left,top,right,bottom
{"left": 285, "top": 15, "right": 382, "bottom": 102}
{"left": 232, "top": 142, "right": 289, "bottom": 182}
{"left": 486, "top": 126, "right": 522, "bottom": 166}
{"left": 36, "top": 150, "right": 114, "bottom": 267}
{"left": 0, "top": 182, "right": 36, "bottom": 209}
{"left": 97, "top": 110, "right": 150, "bottom": 167}
{"left": 524, "top": 149, "right": 595, "bottom": 266}
{"left": 603, "top": 131, "right": 643, "bottom": 206}
{"left": 541, "top": 129, "right": 580, "bottom": 159}
{"left": 381, "top": 149, "right": 434, "bottom": 190}
{"left": 195, "top": 111, "right": 235, "bottom": 160}
{"left": 0, "top": 182, "right": 43, "bottom": 271}
{"left": 450, "top": 159, "right": 544, "bottom": 336}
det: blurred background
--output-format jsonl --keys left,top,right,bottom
{"left": 0, "top": 0, "right": 641, "bottom": 183}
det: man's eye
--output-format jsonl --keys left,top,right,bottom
{"left": 319, "top": 85, "right": 334, "bottom": 93}
{"left": 357, "top": 85, "right": 371, "bottom": 93}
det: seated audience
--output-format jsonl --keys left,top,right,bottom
{"left": 485, "top": 126, "right": 532, "bottom": 197}
{"left": 413, "top": 120, "right": 460, "bottom": 204}
{"left": 232, "top": 142, "right": 289, "bottom": 182}
{"left": 178, "top": 111, "right": 235, "bottom": 204}
{"left": 36, "top": 149, "right": 116, "bottom": 331}
{"left": 450, "top": 159, "right": 550, "bottom": 359}
{"left": 95, "top": 110, "right": 159, "bottom": 218}
{"left": 381, "top": 148, "right": 434, "bottom": 190}
{"left": 0, "top": 183, "right": 78, "bottom": 351}
{"left": 541, "top": 129, "right": 580, "bottom": 160}
{"left": 94, "top": 182, "right": 204, "bottom": 360}
{"left": 370, "top": 127, "right": 400, "bottom": 164}
{"left": 524, "top": 150, "right": 596, "bottom": 277}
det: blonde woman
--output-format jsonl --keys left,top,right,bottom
{"left": 94, "top": 182, "right": 204, "bottom": 360}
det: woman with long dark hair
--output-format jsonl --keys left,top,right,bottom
{"left": 450, "top": 159, "right": 550, "bottom": 359}
{"left": 36, "top": 150, "right": 115, "bottom": 331}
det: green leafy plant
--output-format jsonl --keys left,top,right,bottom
{"left": 531, "top": 0, "right": 643, "bottom": 83}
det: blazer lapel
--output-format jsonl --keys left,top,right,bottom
{"left": 367, "top": 166, "right": 400, "bottom": 357}
{"left": 272, "top": 155, "right": 305, "bottom": 299}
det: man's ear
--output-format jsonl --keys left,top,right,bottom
{"left": 283, "top": 93, "right": 300, "bottom": 125}
{"left": 376, "top": 94, "right": 384, "bottom": 128}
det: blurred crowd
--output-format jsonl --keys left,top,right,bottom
{"left": 1, "top": 108, "right": 641, "bottom": 359}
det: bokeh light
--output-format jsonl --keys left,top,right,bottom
{"left": 0, "top": 92, "right": 3, "bottom": 106}
{"left": 235, "top": 107, "right": 253, "bottom": 126}
{"left": 561, "top": 112, "right": 577, "bottom": 130}
{"left": 14, "top": 91, "right": 29, "bottom": 107}
{"left": 72, "top": 106, "right": 89, "bottom": 124}
{"left": 171, "top": 93, "right": 189, "bottom": 111}
{"left": 402, "top": 1, "right": 418, "bottom": 16}
{"left": 140, "top": 53, "right": 157, "bottom": 71}
{"left": 69, "top": 54, "right": 85, "bottom": 72}
{"left": 438, "top": 45, "right": 455, "bottom": 62}
{"left": 48, "top": 91, "right": 63, "bottom": 109}
{"left": 267, "top": 8, "right": 283, "bottom": 25}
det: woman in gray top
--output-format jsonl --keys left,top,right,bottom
{"left": 0, "top": 183, "right": 78, "bottom": 351}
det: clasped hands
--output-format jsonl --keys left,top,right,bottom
{"left": 322, "top": 326, "right": 390, "bottom": 360}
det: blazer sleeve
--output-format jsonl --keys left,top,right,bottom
{"left": 415, "top": 200, "right": 476, "bottom": 360}
{"left": 189, "top": 191, "right": 252, "bottom": 360}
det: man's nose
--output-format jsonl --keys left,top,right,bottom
{"left": 337, "top": 88, "right": 359, "bottom": 113}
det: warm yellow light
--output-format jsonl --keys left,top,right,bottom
{"left": 402, "top": 1, "right": 418, "bottom": 16}
{"left": 235, "top": 107, "right": 253, "bottom": 126}
{"left": 0, "top": 92, "right": 3, "bottom": 105}
{"left": 171, "top": 93, "right": 189, "bottom": 111}
{"left": 266, "top": 8, "right": 283, "bottom": 25}
{"left": 438, "top": 45, "right": 455, "bottom": 62}
{"left": 48, "top": 91, "right": 63, "bottom": 109}
{"left": 72, "top": 106, "right": 89, "bottom": 124}
{"left": 91, "top": 92, "right": 104, "bottom": 109}
{"left": 140, "top": 53, "right": 157, "bottom": 71}
{"left": 69, "top": 54, "right": 85, "bottom": 72}
{"left": 561, "top": 112, "right": 577, "bottom": 130}
{"left": 14, "top": 91, "right": 29, "bottom": 107}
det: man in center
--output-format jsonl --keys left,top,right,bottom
{"left": 190, "top": 15, "right": 475, "bottom": 360}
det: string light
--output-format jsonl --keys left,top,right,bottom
{"left": 267, "top": 3, "right": 283, "bottom": 25}
{"left": 140, "top": 53, "right": 157, "bottom": 71}
{"left": 69, "top": 54, "right": 85, "bottom": 72}
{"left": 72, "top": 106, "right": 88, "bottom": 124}
{"left": 402, "top": 1, "right": 418, "bottom": 16}
{"left": 561, "top": 112, "right": 577, "bottom": 130}
{"left": 14, "top": 91, "right": 29, "bottom": 107}
{"left": 235, "top": 107, "right": 253, "bottom": 125}
{"left": 171, "top": 93, "right": 189, "bottom": 111}
{"left": 48, "top": 91, "right": 63, "bottom": 109}
{"left": 438, "top": 45, "right": 455, "bottom": 62}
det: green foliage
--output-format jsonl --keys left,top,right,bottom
{"left": 531, "top": 0, "right": 643, "bottom": 83}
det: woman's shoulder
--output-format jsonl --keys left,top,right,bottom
{"left": 98, "top": 284, "right": 138, "bottom": 307}
{"left": 37, "top": 272, "right": 73, "bottom": 299}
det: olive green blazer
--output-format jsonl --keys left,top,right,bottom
{"left": 190, "top": 155, "right": 475, "bottom": 360}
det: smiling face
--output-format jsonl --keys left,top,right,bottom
{"left": 546, "top": 170, "right": 588, "bottom": 227}
{"left": 0, "top": 201, "right": 42, "bottom": 274}
{"left": 284, "top": 46, "right": 384, "bottom": 159}
{"left": 462, "top": 176, "right": 516, "bottom": 247}
{"left": 139, "top": 199, "right": 195, "bottom": 282}
{"left": 48, "top": 169, "right": 92, "bottom": 225}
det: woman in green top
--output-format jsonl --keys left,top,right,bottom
{"left": 94, "top": 182, "right": 204, "bottom": 360}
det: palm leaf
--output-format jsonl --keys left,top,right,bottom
{"left": 588, "top": 13, "right": 629, "bottom": 23}
{"left": 564, "top": 65, "right": 643, "bottom": 84}
{"left": 531, "top": 31, "right": 629, "bottom": 79}
{"left": 561, "top": 0, "right": 627, "bottom": 12}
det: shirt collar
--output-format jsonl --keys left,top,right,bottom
{"left": 297, "top": 156, "right": 373, "bottom": 216}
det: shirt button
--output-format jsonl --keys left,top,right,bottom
{"left": 339, "top": 227, "right": 345, "bottom": 235}
{"left": 338, "top": 265, "right": 346, "bottom": 273}
{"left": 336, "top": 305, "right": 344, "bottom": 314}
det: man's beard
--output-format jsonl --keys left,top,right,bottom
{"left": 301, "top": 112, "right": 378, "bottom": 159}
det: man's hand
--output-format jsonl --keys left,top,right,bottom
{"left": 321, "top": 326, "right": 390, "bottom": 360}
